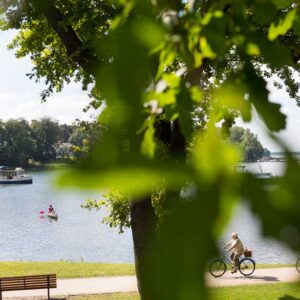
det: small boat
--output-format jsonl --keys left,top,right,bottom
{"left": 252, "top": 172, "right": 273, "bottom": 179}
{"left": 47, "top": 212, "right": 58, "bottom": 219}
{"left": 234, "top": 164, "right": 273, "bottom": 179}
{"left": 0, "top": 166, "right": 32, "bottom": 184}
{"left": 254, "top": 163, "right": 273, "bottom": 179}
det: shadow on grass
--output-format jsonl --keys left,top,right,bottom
{"left": 278, "top": 296, "right": 300, "bottom": 300}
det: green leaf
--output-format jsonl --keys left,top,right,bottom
{"left": 293, "top": 18, "right": 300, "bottom": 36}
{"left": 246, "top": 42, "right": 260, "bottom": 56}
{"left": 132, "top": 18, "right": 165, "bottom": 49}
{"left": 200, "top": 37, "right": 216, "bottom": 59}
{"left": 140, "top": 116, "right": 156, "bottom": 159}
{"left": 111, "top": 0, "right": 135, "bottom": 29}
{"left": 156, "top": 45, "right": 176, "bottom": 80}
{"left": 271, "top": 0, "right": 295, "bottom": 9}
{"left": 256, "top": 37, "right": 292, "bottom": 67}
{"left": 190, "top": 86, "right": 204, "bottom": 104}
{"left": 214, "top": 79, "right": 251, "bottom": 122}
{"left": 268, "top": 8, "right": 297, "bottom": 41}
{"left": 253, "top": 2, "right": 277, "bottom": 25}
{"left": 176, "top": 80, "right": 194, "bottom": 138}
{"left": 57, "top": 166, "right": 190, "bottom": 198}
{"left": 192, "top": 123, "right": 241, "bottom": 185}
{"left": 201, "top": 16, "right": 227, "bottom": 56}
{"left": 246, "top": 66, "right": 286, "bottom": 132}
{"left": 162, "top": 73, "right": 181, "bottom": 88}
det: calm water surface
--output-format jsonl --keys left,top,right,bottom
{"left": 221, "top": 162, "right": 297, "bottom": 264}
{"left": 0, "top": 171, "right": 133, "bottom": 263}
{"left": 0, "top": 163, "right": 297, "bottom": 264}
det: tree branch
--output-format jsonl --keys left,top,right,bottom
{"left": 31, "top": 0, "right": 100, "bottom": 76}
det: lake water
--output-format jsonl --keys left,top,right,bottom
{"left": 221, "top": 161, "right": 298, "bottom": 264}
{"left": 0, "top": 163, "right": 297, "bottom": 264}
{"left": 0, "top": 171, "right": 134, "bottom": 263}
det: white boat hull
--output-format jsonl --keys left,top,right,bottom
{"left": 47, "top": 213, "right": 58, "bottom": 219}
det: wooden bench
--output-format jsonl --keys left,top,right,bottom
{"left": 0, "top": 274, "right": 56, "bottom": 300}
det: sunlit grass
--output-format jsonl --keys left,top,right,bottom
{"left": 209, "top": 282, "right": 300, "bottom": 299}
{"left": 256, "top": 263, "right": 294, "bottom": 269}
{"left": 0, "top": 262, "right": 135, "bottom": 278}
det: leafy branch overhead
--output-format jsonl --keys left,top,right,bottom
{"left": 1, "top": 1, "right": 300, "bottom": 299}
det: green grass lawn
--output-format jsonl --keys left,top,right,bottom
{"left": 0, "top": 261, "right": 295, "bottom": 280}
{"left": 0, "top": 261, "right": 135, "bottom": 278}
{"left": 209, "top": 282, "right": 300, "bottom": 299}
{"left": 256, "top": 263, "right": 295, "bottom": 269}
{"left": 67, "top": 283, "right": 300, "bottom": 300}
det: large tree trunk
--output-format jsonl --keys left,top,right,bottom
{"left": 130, "top": 119, "right": 186, "bottom": 300}
{"left": 130, "top": 198, "right": 157, "bottom": 300}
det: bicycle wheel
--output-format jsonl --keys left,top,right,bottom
{"left": 296, "top": 258, "right": 300, "bottom": 273}
{"left": 209, "top": 259, "right": 227, "bottom": 277}
{"left": 239, "top": 258, "right": 255, "bottom": 276}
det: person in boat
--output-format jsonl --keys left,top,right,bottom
{"left": 224, "top": 232, "right": 244, "bottom": 273}
{"left": 48, "top": 205, "right": 55, "bottom": 214}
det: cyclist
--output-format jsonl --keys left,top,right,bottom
{"left": 224, "top": 232, "right": 244, "bottom": 273}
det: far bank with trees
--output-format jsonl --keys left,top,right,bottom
{"left": 0, "top": 117, "right": 101, "bottom": 167}
{"left": 230, "top": 126, "right": 270, "bottom": 162}
{"left": 0, "top": 118, "right": 269, "bottom": 167}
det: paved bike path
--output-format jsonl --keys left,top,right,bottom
{"left": 3, "top": 268, "right": 300, "bottom": 298}
{"left": 206, "top": 267, "right": 300, "bottom": 287}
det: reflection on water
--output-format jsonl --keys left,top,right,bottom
{"left": 0, "top": 164, "right": 297, "bottom": 263}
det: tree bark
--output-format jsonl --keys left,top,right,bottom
{"left": 130, "top": 119, "right": 186, "bottom": 300}
{"left": 130, "top": 198, "right": 157, "bottom": 300}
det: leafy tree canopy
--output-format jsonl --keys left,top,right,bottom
{"left": 230, "top": 126, "right": 269, "bottom": 162}
{"left": 0, "top": 117, "right": 99, "bottom": 165}
{"left": 1, "top": 1, "right": 300, "bottom": 299}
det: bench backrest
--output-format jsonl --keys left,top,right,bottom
{"left": 0, "top": 274, "right": 56, "bottom": 291}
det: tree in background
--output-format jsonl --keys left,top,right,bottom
{"left": 55, "top": 142, "right": 74, "bottom": 159}
{"left": 68, "top": 121, "right": 103, "bottom": 159}
{"left": 230, "top": 126, "right": 267, "bottom": 162}
{"left": 0, "top": 118, "right": 93, "bottom": 166}
{"left": 58, "top": 123, "right": 74, "bottom": 144}
{"left": 0, "top": 120, "right": 8, "bottom": 164}
{"left": 31, "top": 117, "right": 61, "bottom": 162}
{"left": 4, "top": 119, "right": 36, "bottom": 166}
{"left": 1, "top": 1, "right": 300, "bottom": 299}
{"left": 264, "top": 148, "right": 271, "bottom": 159}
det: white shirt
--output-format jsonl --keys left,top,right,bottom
{"left": 229, "top": 238, "right": 244, "bottom": 255}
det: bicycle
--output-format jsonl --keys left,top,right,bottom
{"left": 209, "top": 254, "right": 256, "bottom": 277}
{"left": 296, "top": 258, "right": 300, "bottom": 273}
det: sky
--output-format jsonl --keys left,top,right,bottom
{"left": 0, "top": 30, "right": 96, "bottom": 125}
{"left": 1, "top": 30, "right": 300, "bottom": 151}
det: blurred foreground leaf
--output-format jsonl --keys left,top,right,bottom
{"left": 58, "top": 165, "right": 190, "bottom": 199}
